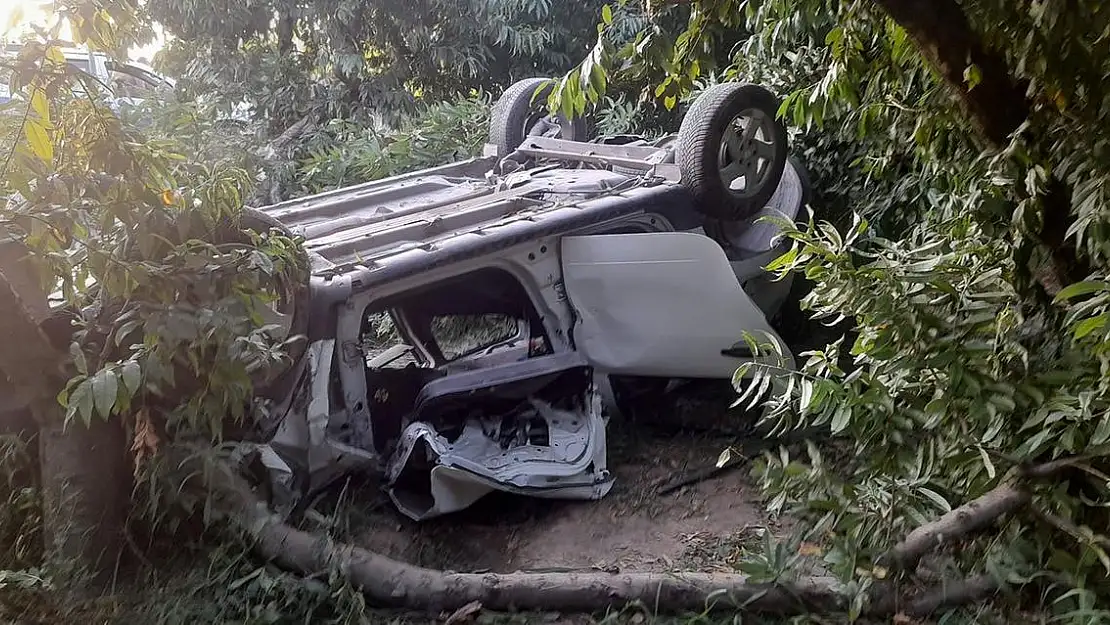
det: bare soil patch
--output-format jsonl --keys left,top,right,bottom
{"left": 321, "top": 425, "right": 777, "bottom": 576}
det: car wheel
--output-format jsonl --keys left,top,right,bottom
{"left": 489, "top": 78, "right": 589, "bottom": 156}
{"left": 214, "top": 208, "right": 311, "bottom": 397}
{"left": 676, "top": 83, "right": 788, "bottom": 221}
{"left": 703, "top": 155, "right": 810, "bottom": 254}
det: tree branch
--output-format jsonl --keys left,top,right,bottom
{"left": 176, "top": 446, "right": 1089, "bottom": 616}
{"left": 902, "top": 574, "right": 1000, "bottom": 617}
{"left": 196, "top": 452, "right": 846, "bottom": 614}
{"left": 878, "top": 483, "right": 1030, "bottom": 574}
{"left": 1030, "top": 507, "right": 1110, "bottom": 549}
{"left": 870, "top": 0, "right": 1027, "bottom": 148}
{"left": 247, "top": 114, "right": 317, "bottom": 207}
{"left": 0, "top": 265, "right": 64, "bottom": 412}
{"left": 870, "top": 0, "right": 1089, "bottom": 287}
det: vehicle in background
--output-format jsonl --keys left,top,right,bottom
{"left": 0, "top": 44, "right": 175, "bottom": 110}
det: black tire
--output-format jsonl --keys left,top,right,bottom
{"left": 489, "top": 78, "right": 589, "bottom": 156}
{"left": 215, "top": 208, "right": 311, "bottom": 396}
{"left": 676, "top": 83, "right": 788, "bottom": 220}
{"left": 703, "top": 156, "right": 808, "bottom": 253}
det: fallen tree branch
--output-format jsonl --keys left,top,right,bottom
{"left": 654, "top": 427, "right": 827, "bottom": 495}
{"left": 1021, "top": 450, "right": 1110, "bottom": 479}
{"left": 1030, "top": 507, "right": 1110, "bottom": 550}
{"left": 655, "top": 456, "right": 748, "bottom": 495}
{"left": 168, "top": 449, "right": 1033, "bottom": 616}
{"left": 182, "top": 448, "right": 1105, "bottom": 614}
{"left": 873, "top": 451, "right": 1107, "bottom": 575}
{"left": 903, "top": 574, "right": 1001, "bottom": 617}
{"left": 867, "top": 574, "right": 1001, "bottom": 617}
{"left": 196, "top": 453, "right": 846, "bottom": 614}
{"left": 878, "top": 483, "right": 1030, "bottom": 574}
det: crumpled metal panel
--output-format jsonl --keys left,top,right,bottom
{"left": 383, "top": 353, "right": 612, "bottom": 521}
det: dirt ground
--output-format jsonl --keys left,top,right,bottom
{"left": 316, "top": 422, "right": 781, "bottom": 576}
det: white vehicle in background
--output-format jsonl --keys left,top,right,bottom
{"left": 0, "top": 44, "right": 175, "bottom": 109}
{"left": 1, "top": 44, "right": 257, "bottom": 127}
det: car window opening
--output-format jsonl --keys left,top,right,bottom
{"left": 358, "top": 267, "right": 554, "bottom": 453}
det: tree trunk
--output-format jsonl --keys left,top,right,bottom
{"left": 871, "top": 0, "right": 1089, "bottom": 288}
{"left": 249, "top": 114, "right": 318, "bottom": 206}
{"left": 193, "top": 451, "right": 1024, "bottom": 617}
{"left": 39, "top": 417, "right": 129, "bottom": 587}
{"left": 202, "top": 453, "right": 847, "bottom": 614}
{"left": 870, "top": 0, "right": 1027, "bottom": 147}
{"left": 0, "top": 262, "right": 128, "bottom": 590}
{"left": 877, "top": 483, "right": 1030, "bottom": 573}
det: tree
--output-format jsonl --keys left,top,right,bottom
{"left": 1, "top": 2, "right": 305, "bottom": 593}
{"left": 9, "top": 0, "right": 1110, "bottom": 621}
{"left": 146, "top": 0, "right": 640, "bottom": 134}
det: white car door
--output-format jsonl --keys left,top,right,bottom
{"left": 560, "top": 232, "right": 793, "bottom": 378}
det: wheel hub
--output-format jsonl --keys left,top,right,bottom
{"left": 717, "top": 108, "right": 778, "bottom": 199}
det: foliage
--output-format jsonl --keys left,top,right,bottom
{"left": 547, "top": 0, "right": 1110, "bottom": 620}
{"left": 4, "top": 70, "right": 302, "bottom": 432}
{"left": 592, "top": 93, "right": 672, "bottom": 138}
{"left": 10, "top": 0, "right": 1110, "bottom": 623}
{"left": 147, "top": 0, "right": 637, "bottom": 135}
{"left": 0, "top": 435, "right": 40, "bottom": 571}
{"left": 137, "top": 541, "right": 372, "bottom": 625}
{"left": 0, "top": 0, "right": 306, "bottom": 594}
{"left": 294, "top": 94, "right": 492, "bottom": 196}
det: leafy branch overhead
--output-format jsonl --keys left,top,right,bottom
{"left": 541, "top": 0, "right": 1110, "bottom": 620}
{"left": 1, "top": 14, "right": 307, "bottom": 470}
{"left": 147, "top": 0, "right": 627, "bottom": 134}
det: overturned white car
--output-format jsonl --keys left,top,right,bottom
{"left": 250, "top": 79, "right": 807, "bottom": 521}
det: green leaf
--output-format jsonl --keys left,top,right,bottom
{"left": 831, "top": 405, "right": 851, "bottom": 433}
{"left": 1025, "top": 428, "right": 1053, "bottom": 456}
{"left": 69, "top": 342, "right": 88, "bottom": 376}
{"left": 44, "top": 45, "right": 65, "bottom": 65}
{"left": 24, "top": 119, "right": 52, "bottom": 163}
{"left": 68, "top": 378, "right": 94, "bottom": 425}
{"left": 1073, "top": 314, "right": 1109, "bottom": 339}
{"left": 601, "top": 4, "right": 613, "bottom": 25}
{"left": 977, "top": 445, "right": 997, "bottom": 479}
{"left": 765, "top": 245, "right": 799, "bottom": 272}
{"left": 981, "top": 414, "right": 1004, "bottom": 445}
{"left": 121, "top": 361, "right": 142, "bottom": 395}
{"left": 115, "top": 319, "right": 143, "bottom": 346}
{"left": 1054, "top": 281, "right": 1110, "bottom": 303}
{"left": 799, "top": 379, "right": 814, "bottom": 413}
{"left": 560, "top": 79, "right": 577, "bottom": 120}
{"left": 30, "top": 87, "right": 49, "bottom": 124}
{"left": 918, "top": 487, "right": 951, "bottom": 513}
{"left": 963, "top": 63, "right": 982, "bottom": 90}
{"left": 92, "top": 369, "right": 119, "bottom": 419}
{"left": 588, "top": 64, "right": 607, "bottom": 99}
{"left": 1091, "top": 415, "right": 1110, "bottom": 447}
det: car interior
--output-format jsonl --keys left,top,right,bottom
{"left": 359, "top": 267, "right": 553, "bottom": 452}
